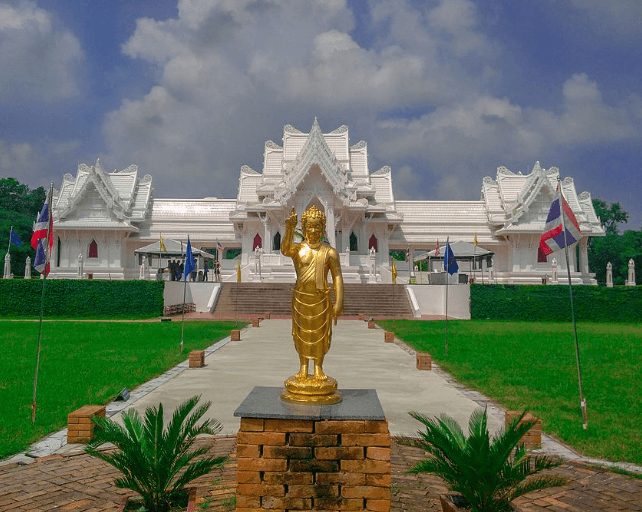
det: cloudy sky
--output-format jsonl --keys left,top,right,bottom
{"left": 1, "top": 0, "right": 641, "bottom": 228}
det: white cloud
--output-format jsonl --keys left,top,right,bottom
{"left": 99, "top": 0, "right": 641, "bottom": 207}
{"left": 0, "top": 140, "right": 36, "bottom": 172}
{"left": 371, "top": 73, "right": 640, "bottom": 200}
{"left": 0, "top": 137, "right": 82, "bottom": 190}
{"left": 567, "top": 0, "right": 642, "bottom": 43}
{"left": 0, "top": 0, "right": 83, "bottom": 104}
{"left": 534, "top": 74, "right": 639, "bottom": 144}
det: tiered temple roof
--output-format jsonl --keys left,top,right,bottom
{"left": 481, "top": 162, "right": 604, "bottom": 236}
{"left": 53, "top": 160, "right": 152, "bottom": 230}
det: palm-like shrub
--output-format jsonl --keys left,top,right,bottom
{"left": 85, "top": 396, "right": 226, "bottom": 512}
{"left": 399, "top": 409, "right": 566, "bottom": 512}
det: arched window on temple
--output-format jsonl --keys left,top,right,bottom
{"left": 88, "top": 239, "right": 98, "bottom": 259}
{"left": 273, "top": 232, "right": 281, "bottom": 251}
{"left": 253, "top": 234, "right": 262, "bottom": 250}
{"left": 349, "top": 232, "right": 358, "bottom": 252}
{"left": 56, "top": 237, "right": 61, "bottom": 267}
{"left": 368, "top": 235, "right": 378, "bottom": 251}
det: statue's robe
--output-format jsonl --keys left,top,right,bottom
{"left": 291, "top": 242, "right": 333, "bottom": 361}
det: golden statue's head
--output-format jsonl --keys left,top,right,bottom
{"left": 301, "top": 205, "right": 326, "bottom": 232}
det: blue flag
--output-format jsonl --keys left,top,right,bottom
{"left": 444, "top": 241, "right": 458, "bottom": 275}
{"left": 183, "top": 237, "right": 195, "bottom": 281}
{"left": 10, "top": 228, "right": 22, "bottom": 246}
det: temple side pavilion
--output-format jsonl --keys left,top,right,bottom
{"left": 49, "top": 119, "right": 605, "bottom": 285}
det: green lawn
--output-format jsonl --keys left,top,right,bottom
{"left": 378, "top": 320, "right": 642, "bottom": 465}
{"left": 0, "top": 320, "right": 245, "bottom": 460}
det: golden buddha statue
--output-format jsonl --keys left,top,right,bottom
{"left": 280, "top": 205, "right": 344, "bottom": 404}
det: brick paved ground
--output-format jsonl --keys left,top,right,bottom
{"left": 1, "top": 436, "right": 641, "bottom": 511}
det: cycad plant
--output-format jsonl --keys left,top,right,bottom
{"left": 399, "top": 409, "right": 566, "bottom": 512}
{"left": 85, "top": 396, "right": 226, "bottom": 512}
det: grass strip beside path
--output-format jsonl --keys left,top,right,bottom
{"left": 0, "top": 320, "right": 246, "bottom": 460}
{"left": 378, "top": 320, "right": 642, "bottom": 465}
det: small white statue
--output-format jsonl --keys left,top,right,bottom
{"left": 627, "top": 259, "right": 636, "bottom": 286}
{"left": 606, "top": 262, "right": 613, "bottom": 288}
{"left": 139, "top": 257, "right": 146, "bottom": 280}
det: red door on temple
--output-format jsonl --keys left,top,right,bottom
{"left": 253, "top": 234, "right": 262, "bottom": 250}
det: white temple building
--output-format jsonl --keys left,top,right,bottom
{"left": 49, "top": 119, "right": 604, "bottom": 284}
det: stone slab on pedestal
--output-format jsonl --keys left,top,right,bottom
{"left": 234, "top": 387, "right": 390, "bottom": 512}
{"left": 235, "top": 387, "right": 385, "bottom": 421}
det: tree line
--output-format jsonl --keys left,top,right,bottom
{"left": 588, "top": 198, "right": 641, "bottom": 285}
{"left": 0, "top": 178, "right": 46, "bottom": 277}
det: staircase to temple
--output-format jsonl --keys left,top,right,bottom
{"left": 214, "top": 283, "right": 413, "bottom": 317}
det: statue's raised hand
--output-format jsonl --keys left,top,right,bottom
{"left": 286, "top": 208, "right": 298, "bottom": 229}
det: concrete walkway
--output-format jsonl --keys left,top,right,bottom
{"left": 109, "top": 319, "right": 505, "bottom": 437}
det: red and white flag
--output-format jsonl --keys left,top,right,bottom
{"left": 539, "top": 185, "right": 581, "bottom": 259}
{"left": 31, "top": 188, "right": 53, "bottom": 276}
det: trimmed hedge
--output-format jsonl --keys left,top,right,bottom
{"left": 471, "top": 284, "right": 642, "bottom": 323}
{"left": 0, "top": 280, "right": 164, "bottom": 318}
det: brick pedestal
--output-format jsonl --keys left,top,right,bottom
{"left": 67, "top": 405, "right": 106, "bottom": 444}
{"left": 231, "top": 329, "right": 241, "bottom": 341}
{"left": 252, "top": 318, "right": 261, "bottom": 327}
{"left": 384, "top": 332, "right": 394, "bottom": 343}
{"left": 416, "top": 353, "right": 431, "bottom": 370}
{"left": 189, "top": 350, "right": 205, "bottom": 368}
{"left": 505, "top": 411, "right": 542, "bottom": 449}
{"left": 264, "top": 312, "right": 271, "bottom": 319}
{"left": 235, "top": 387, "right": 391, "bottom": 512}
{"left": 368, "top": 320, "right": 376, "bottom": 329}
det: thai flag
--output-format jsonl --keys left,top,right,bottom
{"left": 539, "top": 186, "right": 581, "bottom": 258}
{"left": 31, "top": 190, "right": 53, "bottom": 276}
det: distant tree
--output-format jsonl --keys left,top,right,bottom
{"left": 0, "top": 178, "right": 46, "bottom": 277}
{"left": 588, "top": 198, "right": 641, "bottom": 285}
{"left": 592, "top": 197, "right": 629, "bottom": 236}
{"left": 389, "top": 250, "right": 406, "bottom": 262}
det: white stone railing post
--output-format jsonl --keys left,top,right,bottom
{"left": 3, "top": 253, "right": 11, "bottom": 279}
{"left": 551, "top": 258, "right": 558, "bottom": 284}
{"left": 77, "top": 253, "right": 84, "bottom": 279}
{"left": 626, "top": 259, "right": 636, "bottom": 286}
{"left": 25, "top": 256, "right": 31, "bottom": 279}
{"left": 606, "top": 262, "right": 613, "bottom": 288}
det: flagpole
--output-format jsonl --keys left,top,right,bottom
{"left": 32, "top": 183, "right": 54, "bottom": 425}
{"left": 558, "top": 180, "right": 588, "bottom": 430}
{"left": 473, "top": 240, "right": 476, "bottom": 283}
{"left": 180, "top": 236, "right": 194, "bottom": 353}
{"left": 180, "top": 275, "right": 187, "bottom": 353}
{"left": 444, "top": 237, "right": 449, "bottom": 357}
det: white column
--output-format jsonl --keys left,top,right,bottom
{"left": 579, "top": 237, "right": 589, "bottom": 274}
{"left": 606, "top": 262, "right": 613, "bottom": 288}
{"left": 263, "top": 217, "right": 271, "bottom": 254}
{"left": 325, "top": 206, "right": 335, "bottom": 248}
